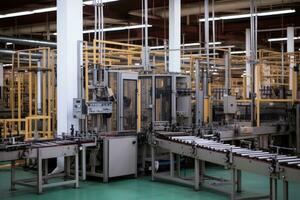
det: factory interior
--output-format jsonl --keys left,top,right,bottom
{"left": 1, "top": 0, "right": 300, "bottom": 199}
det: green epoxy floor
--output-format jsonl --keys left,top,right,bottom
{"left": 1, "top": 165, "right": 300, "bottom": 200}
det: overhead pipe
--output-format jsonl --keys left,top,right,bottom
{"left": 0, "top": 36, "right": 56, "bottom": 47}
{"left": 0, "top": 48, "right": 42, "bottom": 57}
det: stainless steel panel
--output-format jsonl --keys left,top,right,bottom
{"left": 108, "top": 136, "right": 137, "bottom": 178}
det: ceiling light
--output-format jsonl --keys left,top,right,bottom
{"left": 149, "top": 42, "right": 222, "bottom": 50}
{"left": 231, "top": 51, "right": 246, "bottom": 55}
{"left": 199, "top": 9, "right": 295, "bottom": 22}
{"left": 3, "top": 64, "right": 12, "bottom": 67}
{"left": 82, "top": 24, "right": 152, "bottom": 34}
{"left": 0, "top": 7, "right": 57, "bottom": 19}
{"left": 6, "top": 42, "right": 13, "bottom": 45}
{"left": 83, "top": 0, "right": 119, "bottom": 5}
{"left": 268, "top": 36, "right": 300, "bottom": 42}
{"left": 0, "top": 0, "right": 119, "bottom": 19}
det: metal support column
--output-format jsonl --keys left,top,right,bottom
{"left": 287, "top": 27, "right": 294, "bottom": 91}
{"left": 250, "top": 0, "right": 257, "bottom": 126}
{"left": 245, "top": 29, "right": 251, "bottom": 98}
{"left": 0, "top": 63, "right": 3, "bottom": 100}
{"left": 297, "top": 105, "right": 300, "bottom": 154}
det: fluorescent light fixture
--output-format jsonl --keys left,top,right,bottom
{"left": 199, "top": 9, "right": 295, "bottom": 22}
{"left": 52, "top": 24, "right": 151, "bottom": 35}
{"left": 3, "top": 64, "right": 12, "bottom": 67}
{"left": 6, "top": 42, "right": 13, "bottom": 45}
{"left": 82, "top": 24, "right": 152, "bottom": 34}
{"left": 231, "top": 51, "right": 246, "bottom": 55}
{"left": 150, "top": 42, "right": 222, "bottom": 50}
{"left": 268, "top": 36, "right": 300, "bottom": 42}
{"left": 0, "top": 7, "right": 57, "bottom": 19}
{"left": 83, "top": 0, "right": 119, "bottom": 5}
{"left": 0, "top": 0, "right": 119, "bottom": 19}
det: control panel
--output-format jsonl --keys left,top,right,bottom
{"left": 73, "top": 98, "right": 87, "bottom": 119}
{"left": 86, "top": 101, "right": 113, "bottom": 114}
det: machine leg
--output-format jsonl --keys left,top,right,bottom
{"left": 283, "top": 180, "right": 289, "bottom": 200}
{"left": 199, "top": 161, "right": 205, "bottom": 185}
{"left": 270, "top": 178, "right": 278, "bottom": 200}
{"left": 66, "top": 157, "right": 71, "bottom": 177}
{"left": 236, "top": 169, "right": 242, "bottom": 193}
{"left": 75, "top": 153, "right": 79, "bottom": 188}
{"left": 37, "top": 150, "right": 43, "bottom": 194}
{"left": 231, "top": 169, "right": 236, "bottom": 200}
{"left": 44, "top": 159, "right": 48, "bottom": 184}
{"left": 194, "top": 159, "right": 200, "bottom": 191}
{"left": 170, "top": 152, "right": 175, "bottom": 177}
{"left": 81, "top": 146, "right": 86, "bottom": 180}
{"left": 141, "top": 145, "right": 146, "bottom": 175}
{"left": 103, "top": 139, "right": 109, "bottom": 183}
{"left": 176, "top": 154, "right": 181, "bottom": 176}
{"left": 151, "top": 145, "right": 155, "bottom": 181}
{"left": 10, "top": 160, "right": 16, "bottom": 191}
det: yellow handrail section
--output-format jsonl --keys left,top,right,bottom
{"left": 0, "top": 47, "right": 55, "bottom": 140}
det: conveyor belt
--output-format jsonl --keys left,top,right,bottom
{"left": 168, "top": 135, "right": 300, "bottom": 169}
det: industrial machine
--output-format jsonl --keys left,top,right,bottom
{"left": 139, "top": 73, "right": 192, "bottom": 131}
{"left": 73, "top": 68, "right": 139, "bottom": 182}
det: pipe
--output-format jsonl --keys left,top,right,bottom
{"left": 0, "top": 48, "right": 42, "bottom": 57}
{"left": 0, "top": 36, "right": 56, "bottom": 47}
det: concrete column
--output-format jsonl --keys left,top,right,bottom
{"left": 287, "top": 27, "right": 294, "bottom": 91}
{"left": 169, "top": 0, "right": 181, "bottom": 73}
{"left": 245, "top": 29, "right": 251, "bottom": 98}
{"left": 57, "top": 0, "right": 83, "bottom": 135}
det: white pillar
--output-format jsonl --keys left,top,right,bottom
{"left": 287, "top": 27, "right": 294, "bottom": 91}
{"left": 57, "top": 0, "right": 83, "bottom": 135}
{"left": 169, "top": 0, "right": 181, "bottom": 73}
{"left": 246, "top": 29, "right": 251, "bottom": 98}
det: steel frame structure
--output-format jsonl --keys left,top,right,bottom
{"left": 0, "top": 139, "right": 96, "bottom": 194}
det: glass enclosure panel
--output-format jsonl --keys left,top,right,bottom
{"left": 155, "top": 77, "right": 172, "bottom": 122}
{"left": 123, "top": 79, "right": 137, "bottom": 130}
{"left": 108, "top": 72, "right": 118, "bottom": 131}
{"left": 140, "top": 77, "right": 152, "bottom": 128}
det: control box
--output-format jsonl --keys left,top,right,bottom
{"left": 223, "top": 95, "right": 237, "bottom": 114}
{"left": 73, "top": 98, "right": 87, "bottom": 119}
{"left": 86, "top": 101, "right": 113, "bottom": 114}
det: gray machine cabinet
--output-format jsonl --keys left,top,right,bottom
{"left": 223, "top": 95, "right": 237, "bottom": 114}
{"left": 105, "top": 136, "right": 137, "bottom": 178}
